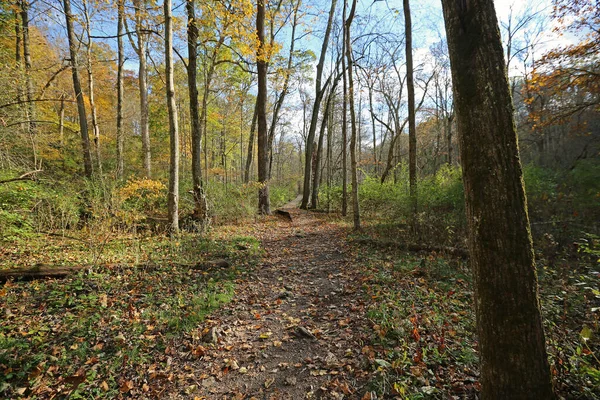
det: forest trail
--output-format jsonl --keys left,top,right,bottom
{"left": 182, "top": 204, "right": 371, "bottom": 399}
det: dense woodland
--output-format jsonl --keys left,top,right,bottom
{"left": 0, "top": 0, "right": 598, "bottom": 398}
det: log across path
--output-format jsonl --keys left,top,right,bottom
{"left": 178, "top": 204, "right": 372, "bottom": 399}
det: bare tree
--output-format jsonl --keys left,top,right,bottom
{"left": 345, "top": 0, "right": 360, "bottom": 229}
{"left": 186, "top": 0, "right": 209, "bottom": 229}
{"left": 300, "top": 0, "right": 337, "bottom": 209}
{"left": 116, "top": 0, "right": 125, "bottom": 179}
{"left": 164, "top": 0, "right": 179, "bottom": 232}
{"left": 404, "top": 0, "right": 417, "bottom": 219}
{"left": 63, "top": 0, "right": 93, "bottom": 178}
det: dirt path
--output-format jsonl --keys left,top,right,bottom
{"left": 184, "top": 204, "right": 372, "bottom": 399}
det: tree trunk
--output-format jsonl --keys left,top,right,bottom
{"left": 341, "top": 0, "right": 348, "bottom": 217}
{"left": 116, "top": 0, "right": 125, "bottom": 179}
{"left": 130, "top": 0, "right": 151, "bottom": 178}
{"left": 267, "top": 0, "right": 300, "bottom": 180}
{"left": 440, "top": 0, "right": 555, "bottom": 397}
{"left": 256, "top": 0, "right": 270, "bottom": 215}
{"left": 368, "top": 83, "right": 377, "bottom": 175}
{"left": 21, "top": 0, "right": 37, "bottom": 167}
{"left": 244, "top": 101, "right": 258, "bottom": 183}
{"left": 83, "top": 0, "right": 103, "bottom": 175}
{"left": 345, "top": 0, "right": 360, "bottom": 230}
{"left": 63, "top": 0, "right": 93, "bottom": 178}
{"left": 404, "top": 0, "right": 417, "bottom": 219}
{"left": 164, "top": 0, "right": 179, "bottom": 233}
{"left": 300, "top": 0, "right": 337, "bottom": 209}
{"left": 186, "top": 0, "right": 209, "bottom": 229}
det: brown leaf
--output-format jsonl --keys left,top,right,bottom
{"left": 119, "top": 380, "right": 134, "bottom": 393}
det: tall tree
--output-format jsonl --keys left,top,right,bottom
{"left": 256, "top": 0, "right": 270, "bottom": 214}
{"left": 165, "top": 0, "right": 179, "bottom": 232}
{"left": 63, "top": 0, "right": 93, "bottom": 178}
{"left": 345, "top": 0, "right": 359, "bottom": 229}
{"left": 440, "top": 0, "right": 555, "bottom": 397}
{"left": 267, "top": 0, "right": 301, "bottom": 179}
{"left": 20, "top": 0, "right": 37, "bottom": 166}
{"left": 300, "top": 0, "right": 337, "bottom": 209}
{"left": 404, "top": 0, "right": 417, "bottom": 219}
{"left": 116, "top": 0, "right": 125, "bottom": 179}
{"left": 127, "top": 0, "right": 152, "bottom": 178}
{"left": 82, "top": 0, "right": 103, "bottom": 174}
{"left": 186, "top": 0, "right": 209, "bottom": 228}
{"left": 340, "top": 0, "right": 348, "bottom": 216}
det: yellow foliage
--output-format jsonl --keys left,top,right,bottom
{"left": 117, "top": 178, "right": 166, "bottom": 202}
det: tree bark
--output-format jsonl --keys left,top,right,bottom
{"left": 129, "top": 0, "right": 151, "bottom": 178}
{"left": 300, "top": 0, "right": 337, "bottom": 209}
{"left": 440, "top": 0, "right": 555, "bottom": 397}
{"left": 186, "top": 0, "right": 209, "bottom": 229}
{"left": 256, "top": 0, "right": 270, "bottom": 215}
{"left": 82, "top": 0, "right": 103, "bottom": 175}
{"left": 63, "top": 0, "right": 93, "bottom": 178}
{"left": 345, "top": 0, "right": 360, "bottom": 230}
{"left": 404, "top": 0, "right": 417, "bottom": 219}
{"left": 20, "top": 0, "right": 37, "bottom": 167}
{"left": 341, "top": 0, "right": 348, "bottom": 217}
{"left": 164, "top": 0, "right": 179, "bottom": 233}
{"left": 116, "top": 0, "right": 125, "bottom": 179}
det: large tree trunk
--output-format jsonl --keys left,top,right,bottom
{"left": 116, "top": 0, "right": 125, "bottom": 179}
{"left": 440, "top": 0, "right": 555, "bottom": 397}
{"left": 186, "top": 0, "right": 209, "bottom": 229}
{"left": 63, "top": 0, "right": 93, "bottom": 178}
{"left": 345, "top": 0, "right": 360, "bottom": 230}
{"left": 300, "top": 0, "right": 337, "bottom": 209}
{"left": 164, "top": 0, "right": 179, "bottom": 233}
{"left": 256, "top": 0, "right": 270, "bottom": 215}
{"left": 404, "top": 0, "right": 417, "bottom": 219}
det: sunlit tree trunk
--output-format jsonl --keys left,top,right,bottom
{"left": 345, "top": 0, "right": 360, "bottom": 230}
{"left": 186, "top": 0, "right": 209, "bottom": 229}
{"left": 404, "top": 0, "right": 417, "bottom": 221}
{"left": 128, "top": 0, "right": 151, "bottom": 178}
{"left": 256, "top": 0, "right": 270, "bottom": 214}
{"left": 441, "top": 0, "right": 555, "bottom": 397}
{"left": 116, "top": 0, "right": 125, "bottom": 179}
{"left": 165, "top": 0, "right": 179, "bottom": 233}
{"left": 20, "top": 0, "right": 37, "bottom": 167}
{"left": 63, "top": 0, "right": 93, "bottom": 178}
{"left": 82, "top": 0, "right": 102, "bottom": 175}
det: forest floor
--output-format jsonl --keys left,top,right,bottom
{"left": 171, "top": 198, "right": 376, "bottom": 399}
{"left": 1, "top": 197, "right": 598, "bottom": 399}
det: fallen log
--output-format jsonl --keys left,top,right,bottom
{"left": 0, "top": 264, "right": 87, "bottom": 282}
{"left": 0, "top": 170, "right": 42, "bottom": 185}
{"left": 274, "top": 209, "right": 292, "bottom": 221}
{"left": 0, "top": 259, "right": 231, "bottom": 281}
